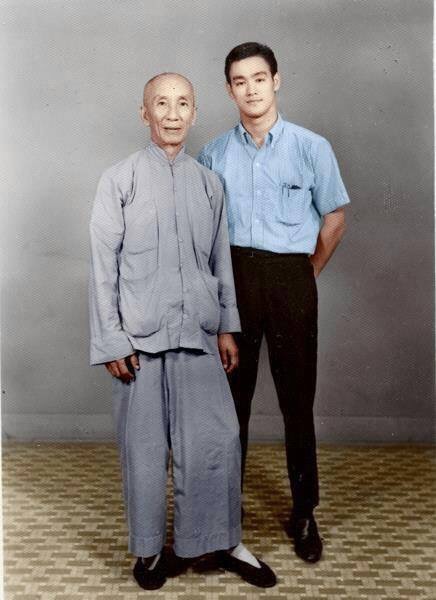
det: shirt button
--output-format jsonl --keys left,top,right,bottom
{"left": 179, "top": 238, "right": 183, "bottom": 243}
{"left": 255, "top": 162, "right": 260, "bottom": 167}
{"left": 256, "top": 190, "right": 261, "bottom": 195}
{"left": 179, "top": 262, "right": 183, "bottom": 267}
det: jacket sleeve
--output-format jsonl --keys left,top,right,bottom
{"left": 89, "top": 171, "right": 134, "bottom": 365}
{"left": 208, "top": 175, "right": 241, "bottom": 334}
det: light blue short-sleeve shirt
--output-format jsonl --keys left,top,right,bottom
{"left": 198, "top": 114, "right": 350, "bottom": 254}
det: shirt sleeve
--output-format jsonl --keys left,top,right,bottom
{"left": 311, "top": 138, "right": 350, "bottom": 216}
{"left": 208, "top": 175, "right": 241, "bottom": 334}
{"left": 197, "top": 147, "right": 212, "bottom": 169}
{"left": 88, "top": 171, "right": 134, "bottom": 365}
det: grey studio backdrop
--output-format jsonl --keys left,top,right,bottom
{"left": 1, "top": 0, "right": 434, "bottom": 443}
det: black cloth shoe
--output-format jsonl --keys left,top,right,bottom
{"left": 163, "top": 547, "right": 194, "bottom": 578}
{"left": 287, "top": 513, "right": 323, "bottom": 563}
{"left": 133, "top": 555, "right": 167, "bottom": 590}
{"left": 216, "top": 550, "right": 277, "bottom": 588}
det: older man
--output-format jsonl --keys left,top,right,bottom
{"left": 89, "top": 73, "right": 276, "bottom": 589}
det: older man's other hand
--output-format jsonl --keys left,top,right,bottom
{"left": 105, "top": 352, "right": 140, "bottom": 383}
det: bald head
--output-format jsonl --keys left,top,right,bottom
{"left": 142, "top": 72, "right": 195, "bottom": 107}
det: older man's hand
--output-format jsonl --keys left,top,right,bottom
{"left": 218, "top": 333, "right": 239, "bottom": 374}
{"left": 105, "top": 353, "right": 140, "bottom": 383}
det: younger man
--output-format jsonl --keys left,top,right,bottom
{"left": 89, "top": 72, "right": 276, "bottom": 589}
{"left": 199, "top": 43, "right": 350, "bottom": 564}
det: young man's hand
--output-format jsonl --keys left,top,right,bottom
{"left": 105, "top": 353, "right": 140, "bottom": 383}
{"left": 218, "top": 333, "right": 239, "bottom": 374}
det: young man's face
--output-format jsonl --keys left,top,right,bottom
{"left": 227, "top": 55, "right": 280, "bottom": 119}
{"left": 141, "top": 74, "right": 196, "bottom": 151}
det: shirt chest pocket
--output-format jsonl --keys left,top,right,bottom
{"left": 120, "top": 205, "right": 158, "bottom": 280}
{"left": 277, "top": 183, "right": 311, "bottom": 226}
{"left": 123, "top": 204, "right": 158, "bottom": 253}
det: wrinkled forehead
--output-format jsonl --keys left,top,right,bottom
{"left": 144, "top": 74, "right": 194, "bottom": 104}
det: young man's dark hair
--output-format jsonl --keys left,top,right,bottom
{"left": 224, "top": 42, "right": 278, "bottom": 83}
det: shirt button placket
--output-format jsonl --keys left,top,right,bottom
{"left": 253, "top": 158, "right": 262, "bottom": 247}
{"left": 172, "top": 166, "right": 186, "bottom": 323}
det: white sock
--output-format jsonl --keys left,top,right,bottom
{"left": 142, "top": 552, "right": 161, "bottom": 570}
{"left": 229, "top": 543, "right": 261, "bottom": 568}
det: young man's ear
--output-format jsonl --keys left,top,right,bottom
{"left": 273, "top": 72, "right": 281, "bottom": 93}
{"left": 226, "top": 82, "right": 235, "bottom": 101}
{"left": 140, "top": 105, "right": 149, "bottom": 126}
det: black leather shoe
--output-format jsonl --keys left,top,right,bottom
{"left": 216, "top": 550, "right": 277, "bottom": 588}
{"left": 133, "top": 555, "right": 167, "bottom": 590}
{"left": 287, "top": 514, "right": 323, "bottom": 563}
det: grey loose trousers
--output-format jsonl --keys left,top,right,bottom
{"left": 112, "top": 344, "right": 242, "bottom": 558}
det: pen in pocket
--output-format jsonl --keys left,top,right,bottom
{"left": 282, "top": 183, "right": 301, "bottom": 197}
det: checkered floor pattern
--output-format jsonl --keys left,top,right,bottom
{"left": 3, "top": 443, "right": 436, "bottom": 599}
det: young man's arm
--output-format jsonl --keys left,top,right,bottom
{"left": 89, "top": 171, "right": 137, "bottom": 381}
{"left": 310, "top": 138, "right": 350, "bottom": 275}
{"left": 310, "top": 207, "right": 346, "bottom": 277}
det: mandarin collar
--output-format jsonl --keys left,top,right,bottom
{"left": 237, "top": 113, "right": 284, "bottom": 148}
{"left": 147, "top": 141, "right": 187, "bottom": 166}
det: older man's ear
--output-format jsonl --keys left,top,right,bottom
{"left": 140, "top": 105, "right": 150, "bottom": 126}
{"left": 190, "top": 106, "right": 197, "bottom": 127}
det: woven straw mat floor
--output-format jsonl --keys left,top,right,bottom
{"left": 3, "top": 442, "right": 436, "bottom": 600}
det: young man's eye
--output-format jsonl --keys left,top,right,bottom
{"left": 235, "top": 81, "right": 244, "bottom": 86}
{"left": 256, "top": 78, "right": 266, "bottom": 83}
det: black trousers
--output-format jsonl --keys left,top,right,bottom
{"left": 228, "top": 246, "right": 319, "bottom": 517}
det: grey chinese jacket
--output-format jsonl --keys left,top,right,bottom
{"left": 89, "top": 142, "right": 241, "bottom": 365}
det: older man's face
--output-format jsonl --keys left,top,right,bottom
{"left": 141, "top": 74, "right": 196, "bottom": 152}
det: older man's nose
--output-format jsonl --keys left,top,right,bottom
{"left": 167, "top": 104, "right": 180, "bottom": 120}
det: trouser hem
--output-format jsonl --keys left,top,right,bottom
{"left": 174, "top": 523, "right": 242, "bottom": 558}
{"left": 129, "top": 532, "right": 165, "bottom": 558}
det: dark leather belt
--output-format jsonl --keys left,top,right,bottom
{"left": 230, "top": 245, "right": 309, "bottom": 260}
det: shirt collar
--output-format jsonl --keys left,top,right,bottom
{"left": 237, "top": 113, "right": 284, "bottom": 148}
{"left": 147, "top": 140, "right": 186, "bottom": 165}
